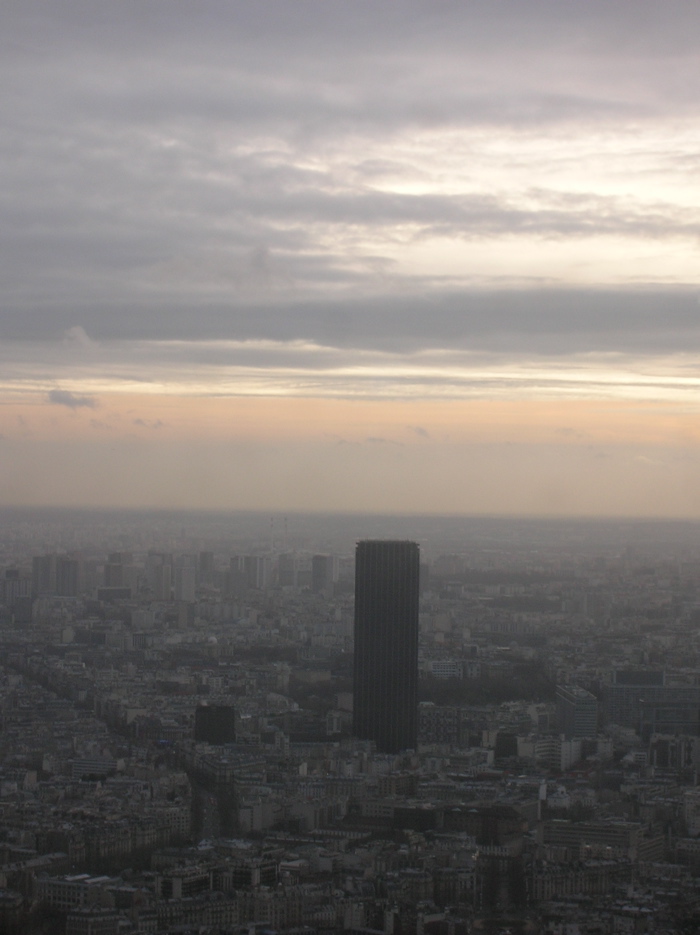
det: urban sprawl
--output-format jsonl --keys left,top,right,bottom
{"left": 1, "top": 513, "right": 700, "bottom": 934}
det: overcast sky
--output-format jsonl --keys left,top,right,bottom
{"left": 2, "top": 1, "right": 700, "bottom": 516}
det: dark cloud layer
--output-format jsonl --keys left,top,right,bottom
{"left": 3, "top": 289, "right": 700, "bottom": 357}
{"left": 2, "top": 1, "right": 700, "bottom": 374}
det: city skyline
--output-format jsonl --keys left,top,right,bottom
{"left": 3, "top": 3, "right": 700, "bottom": 516}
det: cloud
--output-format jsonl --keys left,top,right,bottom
{"left": 5, "top": 287, "right": 700, "bottom": 359}
{"left": 63, "top": 325, "right": 97, "bottom": 349}
{"left": 1, "top": 4, "right": 699, "bottom": 315}
{"left": 1, "top": 4, "right": 699, "bottom": 410}
{"left": 48, "top": 389, "right": 97, "bottom": 409}
{"left": 133, "top": 418, "right": 166, "bottom": 429}
{"left": 365, "top": 436, "right": 402, "bottom": 446}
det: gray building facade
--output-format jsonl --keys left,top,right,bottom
{"left": 353, "top": 540, "right": 419, "bottom": 754}
{"left": 556, "top": 685, "right": 598, "bottom": 739}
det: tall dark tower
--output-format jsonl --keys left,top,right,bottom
{"left": 353, "top": 540, "right": 419, "bottom": 753}
{"left": 194, "top": 704, "right": 236, "bottom": 745}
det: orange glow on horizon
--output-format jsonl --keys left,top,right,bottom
{"left": 3, "top": 392, "right": 700, "bottom": 449}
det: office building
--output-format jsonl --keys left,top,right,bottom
{"left": 3, "top": 569, "right": 32, "bottom": 623}
{"left": 32, "top": 554, "right": 56, "bottom": 596}
{"left": 3, "top": 569, "right": 31, "bottom": 604}
{"left": 152, "top": 563, "right": 172, "bottom": 602}
{"left": 353, "top": 540, "right": 419, "bottom": 754}
{"left": 602, "top": 669, "right": 700, "bottom": 734}
{"left": 55, "top": 557, "right": 80, "bottom": 597}
{"left": 174, "top": 559, "right": 196, "bottom": 602}
{"left": 104, "top": 552, "right": 137, "bottom": 593}
{"left": 556, "top": 685, "right": 598, "bottom": 739}
{"left": 32, "top": 554, "right": 81, "bottom": 597}
{"left": 640, "top": 700, "right": 700, "bottom": 743}
{"left": 230, "top": 554, "right": 271, "bottom": 591}
{"left": 244, "top": 555, "right": 271, "bottom": 590}
{"left": 147, "top": 552, "right": 173, "bottom": 601}
{"left": 312, "top": 554, "right": 338, "bottom": 594}
{"left": 198, "top": 550, "right": 215, "bottom": 586}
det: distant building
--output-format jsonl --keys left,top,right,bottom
{"left": 312, "top": 554, "right": 337, "bottom": 593}
{"left": 198, "top": 550, "right": 215, "bottom": 585}
{"left": 244, "top": 555, "right": 271, "bottom": 590}
{"left": 32, "top": 554, "right": 80, "bottom": 596}
{"left": 147, "top": 552, "right": 173, "bottom": 600}
{"left": 104, "top": 552, "right": 136, "bottom": 591}
{"left": 602, "top": 669, "right": 700, "bottom": 734}
{"left": 3, "top": 569, "right": 31, "bottom": 605}
{"left": 55, "top": 557, "right": 80, "bottom": 597}
{"left": 174, "top": 563, "right": 196, "bottom": 602}
{"left": 66, "top": 907, "right": 123, "bottom": 935}
{"left": 32, "top": 554, "right": 56, "bottom": 595}
{"left": 425, "top": 659, "right": 464, "bottom": 679}
{"left": 71, "top": 755, "right": 118, "bottom": 781}
{"left": 640, "top": 700, "right": 700, "bottom": 743}
{"left": 353, "top": 540, "right": 419, "bottom": 754}
{"left": 103, "top": 562, "right": 125, "bottom": 587}
{"left": 152, "top": 563, "right": 172, "bottom": 601}
{"left": 556, "top": 685, "right": 598, "bottom": 739}
{"left": 419, "top": 703, "right": 468, "bottom": 745}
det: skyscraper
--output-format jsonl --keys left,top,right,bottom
{"left": 194, "top": 704, "right": 236, "bottom": 745}
{"left": 198, "top": 550, "right": 215, "bottom": 586}
{"left": 312, "top": 553, "right": 338, "bottom": 594}
{"left": 32, "top": 554, "right": 56, "bottom": 596}
{"left": 55, "top": 556, "right": 80, "bottom": 597}
{"left": 353, "top": 540, "right": 419, "bottom": 754}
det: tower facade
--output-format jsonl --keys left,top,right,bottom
{"left": 556, "top": 685, "right": 598, "bottom": 739}
{"left": 312, "top": 554, "right": 337, "bottom": 594}
{"left": 194, "top": 704, "right": 236, "bottom": 745}
{"left": 353, "top": 540, "right": 419, "bottom": 753}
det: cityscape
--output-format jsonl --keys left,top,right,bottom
{"left": 1, "top": 510, "right": 700, "bottom": 932}
{"left": 4, "top": 1, "right": 700, "bottom": 933}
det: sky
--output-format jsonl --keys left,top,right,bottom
{"left": 2, "top": 1, "right": 700, "bottom": 517}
